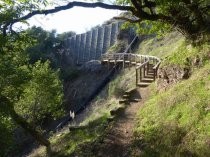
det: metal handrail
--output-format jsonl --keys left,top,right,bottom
{"left": 123, "top": 35, "right": 138, "bottom": 53}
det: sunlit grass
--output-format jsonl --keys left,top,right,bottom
{"left": 137, "top": 32, "right": 185, "bottom": 58}
{"left": 133, "top": 62, "right": 210, "bottom": 156}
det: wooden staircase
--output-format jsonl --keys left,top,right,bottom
{"left": 101, "top": 53, "right": 161, "bottom": 87}
{"left": 100, "top": 36, "right": 161, "bottom": 87}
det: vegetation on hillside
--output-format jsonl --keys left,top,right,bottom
{"left": 25, "top": 26, "right": 75, "bottom": 67}
{"left": 0, "top": 1, "right": 72, "bottom": 155}
{"left": 132, "top": 38, "right": 210, "bottom": 156}
{"left": 0, "top": 32, "right": 64, "bottom": 155}
{"left": 0, "top": 0, "right": 210, "bottom": 156}
{"left": 28, "top": 68, "right": 135, "bottom": 156}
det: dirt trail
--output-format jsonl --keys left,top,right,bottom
{"left": 92, "top": 87, "right": 150, "bottom": 157}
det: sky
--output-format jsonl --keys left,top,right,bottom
{"left": 19, "top": 3, "right": 122, "bottom": 34}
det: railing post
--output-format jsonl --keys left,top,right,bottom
{"left": 108, "top": 59, "right": 110, "bottom": 70}
{"left": 135, "top": 55, "right": 136, "bottom": 64}
{"left": 136, "top": 68, "right": 138, "bottom": 85}
{"left": 140, "top": 67, "right": 142, "bottom": 82}
{"left": 144, "top": 65, "right": 146, "bottom": 77}
{"left": 123, "top": 54, "right": 125, "bottom": 69}
{"left": 153, "top": 69, "right": 156, "bottom": 81}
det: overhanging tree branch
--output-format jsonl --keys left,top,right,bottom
{"left": 0, "top": 95, "right": 50, "bottom": 147}
{"left": 5, "top": 2, "right": 135, "bottom": 28}
{"left": 3, "top": 1, "right": 137, "bottom": 35}
{"left": 3, "top": 1, "right": 174, "bottom": 35}
{"left": 113, "top": 16, "right": 141, "bottom": 23}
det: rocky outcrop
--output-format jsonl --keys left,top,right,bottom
{"left": 157, "top": 66, "right": 190, "bottom": 91}
{"left": 157, "top": 55, "right": 204, "bottom": 91}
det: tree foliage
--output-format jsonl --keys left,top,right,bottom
{"left": 16, "top": 61, "right": 64, "bottom": 124}
{"left": 0, "top": 114, "right": 14, "bottom": 157}
{"left": 117, "top": 0, "right": 210, "bottom": 41}
{"left": 25, "top": 26, "right": 75, "bottom": 67}
{"left": 0, "top": 0, "right": 64, "bottom": 154}
{"left": 0, "top": 0, "right": 209, "bottom": 155}
{"left": 0, "top": 30, "right": 64, "bottom": 155}
{"left": 2, "top": 0, "right": 209, "bottom": 42}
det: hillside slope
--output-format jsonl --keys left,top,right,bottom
{"left": 132, "top": 33, "right": 210, "bottom": 156}
{"left": 28, "top": 31, "right": 210, "bottom": 157}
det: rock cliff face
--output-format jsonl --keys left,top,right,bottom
{"left": 63, "top": 22, "right": 135, "bottom": 65}
{"left": 157, "top": 66, "right": 191, "bottom": 91}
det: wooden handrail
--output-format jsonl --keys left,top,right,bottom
{"left": 153, "top": 60, "right": 161, "bottom": 70}
{"left": 136, "top": 59, "right": 149, "bottom": 69}
{"left": 101, "top": 35, "right": 161, "bottom": 85}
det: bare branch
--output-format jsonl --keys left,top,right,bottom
{"left": 7, "top": 2, "right": 135, "bottom": 26}
{"left": 130, "top": 0, "right": 142, "bottom": 11}
{"left": 113, "top": 16, "right": 141, "bottom": 23}
{"left": 2, "top": 0, "right": 173, "bottom": 35}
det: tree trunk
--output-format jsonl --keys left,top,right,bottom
{"left": 0, "top": 96, "right": 50, "bottom": 147}
{"left": 9, "top": 107, "right": 51, "bottom": 147}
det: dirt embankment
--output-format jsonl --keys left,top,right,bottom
{"left": 157, "top": 55, "right": 205, "bottom": 91}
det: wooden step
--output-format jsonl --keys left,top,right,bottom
{"left": 109, "top": 60, "right": 116, "bottom": 63}
{"left": 146, "top": 70, "right": 154, "bottom": 73}
{"left": 129, "top": 98, "right": 141, "bottom": 102}
{"left": 140, "top": 78, "right": 154, "bottom": 83}
{"left": 123, "top": 94, "right": 130, "bottom": 99}
{"left": 110, "top": 106, "right": 125, "bottom": 116}
{"left": 125, "top": 88, "right": 137, "bottom": 95}
{"left": 116, "top": 60, "right": 124, "bottom": 62}
{"left": 102, "top": 59, "right": 109, "bottom": 61}
{"left": 146, "top": 71, "right": 154, "bottom": 74}
{"left": 137, "top": 82, "right": 151, "bottom": 87}
{"left": 144, "top": 75, "right": 154, "bottom": 79}
{"left": 119, "top": 99, "right": 129, "bottom": 104}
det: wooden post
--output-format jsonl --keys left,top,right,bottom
{"left": 136, "top": 68, "right": 138, "bottom": 85}
{"left": 147, "top": 62, "right": 149, "bottom": 75}
{"left": 123, "top": 54, "right": 125, "bottom": 69}
{"left": 140, "top": 67, "right": 142, "bottom": 82}
{"left": 153, "top": 69, "right": 156, "bottom": 81}
{"left": 143, "top": 65, "right": 146, "bottom": 78}
{"left": 135, "top": 55, "right": 136, "bottom": 64}
{"left": 108, "top": 59, "right": 110, "bottom": 70}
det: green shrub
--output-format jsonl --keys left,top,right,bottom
{"left": 0, "top": 115, "right": 14, "bottom": 157}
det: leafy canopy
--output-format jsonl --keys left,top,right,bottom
{"left": 117, "top": 0, "right": 210, "bottom": 41}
